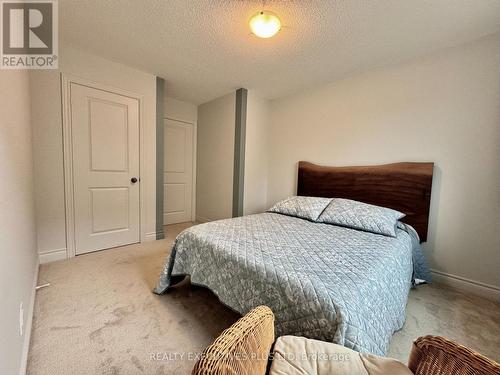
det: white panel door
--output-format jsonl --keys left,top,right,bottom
{"left": 70, "top": 83, "right": 140, "bottom": 255}
{"left": 164, "top": 119, "right": 193, "bottom": 224}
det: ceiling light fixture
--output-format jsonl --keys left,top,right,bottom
{"left": 249, "top": 10, "right": 281, "bottom": 38}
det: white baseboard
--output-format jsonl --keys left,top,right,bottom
{"left": 431, "top": 269, "right": 500, "bottom": 303}
{"left": 19, "top": 259, "right": 39, "bottom": 375}
{"left": 39, "top": 248, "right": 67, "bottom": 264}
{"left": 195, "top": 215, "right": 212, "bottom": 223}
{"left": 144, "top": 232, "right": 158, "bottom": 242}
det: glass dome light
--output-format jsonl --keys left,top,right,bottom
{"left": 249, "top": 11, "right": 281, "bottom": 38}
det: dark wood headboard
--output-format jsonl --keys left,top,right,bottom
{"left": 297, "top": 161, "right": 434, "bottom": 242}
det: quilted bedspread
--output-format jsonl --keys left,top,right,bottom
{"left": 154, "top": 213, "right": 419, "bottom": 355}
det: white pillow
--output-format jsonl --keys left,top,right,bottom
{"left": 267, "top": 196, "right": 332, "bottom": 221}
{"left": 317, "top": 198, "right": 405, "bottom": 237}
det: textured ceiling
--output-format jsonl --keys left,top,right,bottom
{"left": 60, "top": 0, "right": 500, "bottom": 104}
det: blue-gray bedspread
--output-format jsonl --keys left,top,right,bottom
{"left": 154, "top": 213, "right": 429, "bottom": 355}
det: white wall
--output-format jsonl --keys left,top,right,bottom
{"left": 164, "top": 96, "right": 197, "bottom": 123}
{"left": 243, "top": 91, "right": 269, "bottom": 215}
{"left": 0, "top": 71, "right": 39, "bottom": 375}
{"left": 267, "top": 33, "right": 500, "bottom": 293}
{"left": 195, "top": 89, "right": 269, "bottom": 219}
{"left": 196, "top": 92, "right": 236, "bottom": 222}
{"left": 30, "top": 45, "right": 158, "bottom": 263}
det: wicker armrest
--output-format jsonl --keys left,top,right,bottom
{"left": 408, "top": 335, "right": 500, "bottom": 375}
{"left": 192, "top": 306, "right": 275, "bottom": 375}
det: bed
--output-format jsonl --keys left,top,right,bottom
{"left": 154, "top": 161, "right": 434, "bottom": 355}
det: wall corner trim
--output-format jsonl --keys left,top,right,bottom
{"left": 18, "top": 259, "right": 39, "bottom": 375}
{"left": 155, "top": 77, "right": 165, "bottom": 239}
{"left": 233, "top": 88, "right": 248, "bottom": 217}
{"left": 156, "top": 229, "right": 165, "bottom": 240}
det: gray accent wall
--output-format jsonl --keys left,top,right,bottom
{"left": 232, "top": 88, "right": 247, "bottom": 217}
{"left": 155, "top": 77, "right": 165, "bottom": 239}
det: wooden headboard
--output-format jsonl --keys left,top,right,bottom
{"left": 297, "top": 161, "right": 434, "bottom": 242}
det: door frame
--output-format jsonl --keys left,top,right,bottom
{"left": 61, "top": 73, "right": 147, "bottom": 259}
{"left": 164, "top": 116, "right": 197, "bottom": 223}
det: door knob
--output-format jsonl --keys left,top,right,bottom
{"left": 131, "top": 177, "right": 138, "bottom": 183}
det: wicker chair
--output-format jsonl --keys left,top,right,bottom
{"left": 193, "top": 307, "right": 500, "bottom": 375}
{"left": 192, "top": 306, "right": 275, "bottom": 375}
{"left": 408, "top": 335, "right": 500, "bottom": 375}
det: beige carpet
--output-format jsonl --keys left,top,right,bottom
{"left": 27, "top": 223, "right": 500, "bottom": 374}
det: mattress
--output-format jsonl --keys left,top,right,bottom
{"left": 155, "top": 212, "right": 425, "bottom": 355}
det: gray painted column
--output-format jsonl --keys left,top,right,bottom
{"left": 233, "top": 88, "right": 247, "bottom": 217}
{"left": 155, "top": 77, "right": 165, "bottom": 239}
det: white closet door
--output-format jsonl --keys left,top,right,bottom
{"left": 164, "top": 119, "right": 193, "bottom": 224}
{"left": 70, "top": 83, "right": 140, "bottom": 254}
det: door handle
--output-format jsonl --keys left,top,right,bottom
{"left": 131, "top": 177, "right": 138, "bottom": 184}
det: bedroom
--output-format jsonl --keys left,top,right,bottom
{"left": 1, "top": 1, "right": 499, "bottom": 374}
